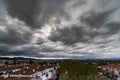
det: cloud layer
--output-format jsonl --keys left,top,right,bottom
{"left": 0, "top": 0, "right": 120, "bottom": 59}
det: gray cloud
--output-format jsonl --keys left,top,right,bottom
{"left": 4, "top": 0, "right": 69, "bottom": 28}
{"left": 105, "top": 22, "right": 120, "bottom": 34}
{"left": 49, "top": 26, "right": 87, "bottom": 45}
{"left": 0, "top": 28, "right": 31, "bottom": 45}
{"left": 49, "top": 9, "right": 116, "bottom": 45}
{"left": 80, "top": 9, "right": 116, "bottom": 28}
{"left": 4, "top": 0, "right": 39, "bottom": 28}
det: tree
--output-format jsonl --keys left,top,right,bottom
{"left": 5, "top": 61, "right": 8, "bottom": 66}
{"left": 13, "top": 59, "right": 16, "bottom": 65}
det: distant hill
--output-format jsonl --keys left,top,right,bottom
{"left": 0, "top": 57, "right": 35, "bottom": 60}
{"left": 0, "top": 56, "right": 120, "bottom": 61}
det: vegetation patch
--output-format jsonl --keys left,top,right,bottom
{"left": 58, "top": 60, "right": 107, "bottom": 80}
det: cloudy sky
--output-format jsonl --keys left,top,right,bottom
{"left": 0, "top": 0, "right": 120, "bottom": 59}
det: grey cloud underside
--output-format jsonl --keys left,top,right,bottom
{"left": 4, "top": 0, "right": 68, "bottom": 28}
{"left": 0, "top": 0, "right": 120, "bottom": 58}
{"left": 4, "top": 0, "right": 39, "bottom": 28}
{"left": 49, "top": 9, "right": 119, "bottom": 45}
{"left": 80, "top": 9, "right": 116, "bottom": 28}
{"left": 0, "top": 28, "right": 31, "bottom": 45}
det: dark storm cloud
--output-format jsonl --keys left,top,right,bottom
{"left": 4, "top": 0, "right": 39, "bottom": 27}
{"left": 49, "top": 26, "right": 88, "bottom": 45}
{"left": 0, "top": 51, "right": 43, "bottom": 57}
{"left": 4, "top": 0, "right": 68, "bottom": 28}
{"left": 105, "top": 22, "right": 120, "bottom": 34}
{"left": 49, "top": 25, "right": 98, "bottom": 45}
{"left": 49, "top": 9, "right": 118, "bottom": 45}
{"left": 39, "top": 47, "right": 62, "bottom": 52}
{"left": 0, "top": 28, "right": 31, "bottom": 45}
{"left": 80, "top": 9, "right": 116, "bottom": 28}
